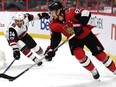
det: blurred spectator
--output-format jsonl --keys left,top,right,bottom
{"left": 28, "top": 0, "right": 47, "bottom": 10}
{"left": 113, "top": 0, "right": 116, "bottom": 6}
{"left": 4, "top": 0, "right": 26, "bottom": 10}
{"left": 99, "top": 1, "right": 106, "bottom": 10}
{"left": 49, "top": 0, "right": 65, "bottom": 7}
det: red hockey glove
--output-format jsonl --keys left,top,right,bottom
{"left": 38, "top": 13, "right": 50, "bottom": 19}
{"left": 13, "top": 48, "right": 20, "bottom": 60}
{"left": 44, "top": 48, "right": 56, "bottom": 61}
{"left": 73, "top": 24, "right": 84, "bottom": 36}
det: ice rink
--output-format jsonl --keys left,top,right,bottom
{"left": 0, "top": 36, "right": 116, "bottom": 87}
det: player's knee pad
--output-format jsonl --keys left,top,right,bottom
{"left": 73, "top": 48, "right": 85, "bottom": 60}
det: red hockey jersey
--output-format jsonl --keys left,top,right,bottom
{"left": 49, "top": 8, "right": 94, "bottom": 39}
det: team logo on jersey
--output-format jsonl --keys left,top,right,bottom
{"left": 67, "top": 27, "right": 74, "bottom": 34}
{"left": 64, "top": 25, "right": 74, "bottom": 34}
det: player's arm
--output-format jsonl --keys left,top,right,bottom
{"left": 73, "top": 9, "right": 91, "bottom": 36}
{"left": 50, "top": 31, "right": 62, "bottom": 49}
{"left": 8, "top": 28, "right": 19, "bottom": 49}
{"left": 44, "top": 31, "right": 62, "bottom": 61}
{"left": 8, "top": 28, "right": 20, "bottom": 60}
{"left": 25, "top": 13, "right": 50, "bottom": 21}
{"left": 74, "top": 9, "right": 91, "bottom": 26}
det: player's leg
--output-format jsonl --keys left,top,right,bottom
{"left": 17, "top": 40, "right": 42, "bottom": 66}
{"left": 84, "top": 32, "right": 116, "bottom": 74}
{"left": 73, "top": 47, "right": 100, "bottom": 80}
{"left": 31, "top": 45, "right": 43, "bottom": 56}
{"left": 69, "top": 38, "right": 100, "bottom": 80}
{"left": 95, "top": 52, "right": 116, "bottom": 74}
{"left": 21, "top": 34, "right": 43, "bottom": 55}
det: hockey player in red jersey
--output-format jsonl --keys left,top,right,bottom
{"left": 44, "top": 1, "right": 116, "bottom": 80}
{"left": 5, "top": 12, "right": 50, "bottom": 66}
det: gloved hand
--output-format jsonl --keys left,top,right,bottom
{"left": 38, "top": 12, "right": 50, "bottom": 19}
{"left": 44, "top": 48, "right": 55, "bottom": 61}
{"left": 13, "top": 49, "right": 20, "bottom": 60}
{"left": 73, "top": 24, "right": 84, "bottom": 36}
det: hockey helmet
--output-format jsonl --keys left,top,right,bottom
{"left": 49, "top": 1, "right": 63, "bottom": 11}
{"left": 14, "top": 12, "right": 24, "bottom": 20}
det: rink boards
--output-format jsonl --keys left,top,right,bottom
{"left": 0, "top": 12, "right": 116, "bottom": 62}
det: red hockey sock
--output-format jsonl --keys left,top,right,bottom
{"left": 21, "top": 46, "right": 36, "bottom": 60}
{"left": 95, "top": 51, "right": 116, "bottom": 72}
{"left": 73, "top": 48, "right": 95, "bottom": 71}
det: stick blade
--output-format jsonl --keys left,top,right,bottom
{"left": 0, "top": 73, "right": 16, "bottom": 81}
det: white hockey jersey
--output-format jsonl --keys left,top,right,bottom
{"left": 5, "top": 14, "right": 39, "bottom": 40}
{"left": 4, "top": 14, "right": 40, "bottom": 50}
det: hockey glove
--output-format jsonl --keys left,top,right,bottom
{"left": 38, "top": 13, "right": 50, "bottom": 19}
{"left": 13, "top": 48, "right": 20, "bottom": 60}
{"left": 73, "top": 24, "right": 84, "bottom": 36}
{"left": 44, "top": 48, "right": 55, "bottom": 61}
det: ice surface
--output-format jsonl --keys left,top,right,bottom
{"left": 0, "top": 36, "right": 116, "bottom": 87}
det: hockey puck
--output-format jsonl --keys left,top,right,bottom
{"left": 9, "top": 79, "right": 13, "bottom": 81}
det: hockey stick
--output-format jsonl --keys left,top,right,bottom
{"left": 0, "top": 59, "right": 15, "bottom": 74}
{"left": 0, "top": 34, "right": 75, "bottom": 81}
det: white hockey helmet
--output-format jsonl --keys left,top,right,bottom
{"left": 14, "top": 12, "right": 24, "bottom": 20}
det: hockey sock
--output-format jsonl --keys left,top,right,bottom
{"left": 95, "top": 51, "right": 116, "bottom": 72}
{"left": 73, "top": 48, "right": 95, "bottom": 71}
{"left": 32, "top": 46, "right": 43, "bottom": 55}
{"left": 21, "top": 46, "right": 37, "bottom": 61}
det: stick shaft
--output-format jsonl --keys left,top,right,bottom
{"left": 14, "top": 35, "right": 75, "bottom": 79}
{"left": 0, "top": 34, "right": 75, "bottom": 81}
{"left": 3, "top": 59, "right": 15, "bottom": 74}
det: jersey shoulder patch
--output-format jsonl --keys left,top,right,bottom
{"left": 9, "top": 28, "right": 18, "bottom": 40}
{"left": 74, "top": 8, "right": 80, "bottom": 14}
{"left": 81, "top": 10, "right": 90, "bottom": 17}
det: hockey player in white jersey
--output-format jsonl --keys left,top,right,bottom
{"left": 4, "top": 12, "right": 50, "bottom": 66}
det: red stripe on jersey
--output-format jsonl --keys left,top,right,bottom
{"left": 9, "top": 40, "right": 17, "bottom": 43}
{"left": 10, "top": 43, "right": 16, "bottom": 46}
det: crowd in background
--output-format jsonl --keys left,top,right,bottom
{"left": 0, "top": 0, "right": 116, "bottom": 14}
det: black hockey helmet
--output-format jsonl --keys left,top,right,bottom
{"left": 49, "top": 1, "right": 63, "bottom": 11}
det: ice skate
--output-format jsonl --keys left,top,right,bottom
{"left": 33, "top": 57, "right": 43, "bottom": 66}
{"left": 91, "top": 68, "right": 100, "bottom": 81}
